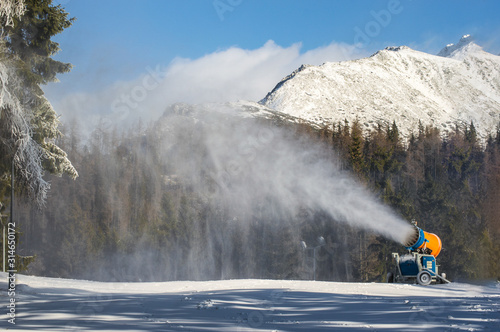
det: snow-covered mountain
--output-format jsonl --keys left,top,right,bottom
{"left": 259, "top": 35, "right": 500, "bottom": 139}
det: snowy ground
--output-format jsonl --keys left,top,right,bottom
{"left": 1, "top": 272, "right": 499, "bottom": 331}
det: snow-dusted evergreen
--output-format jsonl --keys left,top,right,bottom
{"left": 260, "top": 36, "right": 500, "bottom": 139}
{"left": 0, "top": 59, "right": 49, "bottom": 205}
{"left": 0, "top": 51, "right": 77, "bottom": 206}
{"left": 1, "top": 2, "right": 77, "bottom": 207}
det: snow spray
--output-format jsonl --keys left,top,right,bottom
{"left": 157, "top": 103, "right": 414, "bottom": 244}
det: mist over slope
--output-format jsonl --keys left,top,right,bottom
{"left": 260, "top": 35, "right": 500, "bottom": 138}
{"left": 155, "top": 104, "right": 413, "bottom": 244}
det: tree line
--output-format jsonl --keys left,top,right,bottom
{"left": 8, "top": 115, "right": 500, "bottom": 282}
{"left": 326, "top": 119, "right": 500, "bottom": 281}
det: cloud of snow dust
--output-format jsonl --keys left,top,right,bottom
{"left": 157, "top": 103, "right": 414, "bottom": 245}
{"left": 44, "top": 40, "right": 366, "bottom": 136}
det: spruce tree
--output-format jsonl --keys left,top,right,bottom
{"left": 349, "top": 119, "right": 365, "bottom": 175}
{"left": 0, "top": 0, "right": 77, "bottom": 207}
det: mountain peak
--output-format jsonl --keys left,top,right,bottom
{"left": 437, "top": 35, "right": 482, "bottom": 59}
{"left": 259, "top": 36, "right": 500, "bottom": 139}
{"left": 384, "top": 45, "right": 411, "bottom": 52}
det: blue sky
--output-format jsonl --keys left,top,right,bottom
{"left": 46, "top": 0, "right": 500, "bottom": 129}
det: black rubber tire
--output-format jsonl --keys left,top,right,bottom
{"left": 417, "top": 271, "right": 432, "bottom": 286}
{"left": 386, "top": 272, "right": 394, "bottom": 283}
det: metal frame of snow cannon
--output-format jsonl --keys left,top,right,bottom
{"left": 388, "top": 222, "right": 450, "bottom": 286}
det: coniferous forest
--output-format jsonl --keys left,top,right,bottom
{"left": 9, "top": 111, "right": 500, "bottom": 283}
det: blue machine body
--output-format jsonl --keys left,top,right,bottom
{"left": 422, "top": 256, "right": 437, "bottom": 274}
{"left": 397, "top": 254, "right": 437, "bottom": 277}
{"left": 399, "top": 258, "right": 419, "bottom": 276}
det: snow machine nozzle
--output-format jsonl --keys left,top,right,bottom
{"left": 404, "top": 223, "right": 442, "bottom": 258}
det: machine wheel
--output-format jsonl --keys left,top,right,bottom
{"left": 417, "top": 271, "right": 432, "bottom": 286}
{"left": 386, "top": 272, "right": 394, "bottom": 283}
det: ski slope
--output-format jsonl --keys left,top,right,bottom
{"left": 1, "top": 272, "right": 499, "bottom": 331}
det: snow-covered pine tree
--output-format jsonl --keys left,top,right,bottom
{"left": 0, "top": 0, "right": 77, "bottom": 208}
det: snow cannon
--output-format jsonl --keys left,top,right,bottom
{"left": 388, "top": 222, "right": 449, "bottom": 286}
{"left": 404, "top": 224, "right": 442, "bottom": 258}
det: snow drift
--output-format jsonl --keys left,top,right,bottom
{"left": 2, "top": 273, "right": 499, "bottom": 331}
